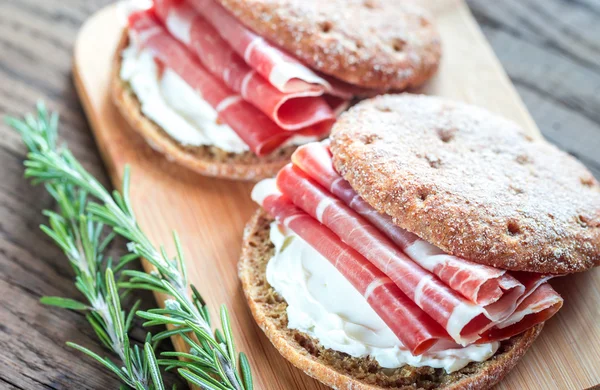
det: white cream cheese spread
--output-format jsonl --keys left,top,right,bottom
{"left": 266, "top": 222, "right": 499, "bottom": 373}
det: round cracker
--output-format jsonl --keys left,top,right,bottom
{"left": 112, "top": 30, "right": 296, "bottom": 181}
{"left": 215, "top": 0, "right": 441, "bottom": 90}
{"left": 330, "top": 94, "right": 600, "bottom": 274}
{"left": 239, "top": 209, "right": 544, "bottom": 390}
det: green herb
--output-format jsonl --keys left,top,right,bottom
{"left": 7, "top": 103, "right": 160, "bottom": 389}
{"left": 6, "top": 102, "right": 252, "bottom": 390}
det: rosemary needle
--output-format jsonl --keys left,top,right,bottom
{"left": 6, "top": 102, "right": 252, "bottom": 390}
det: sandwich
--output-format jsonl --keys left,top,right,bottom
{"left": 240, "top": 94, "right": 600, "bottom": 389}
{"left": 112, "top": 0, "right": 441, "bottom": 180}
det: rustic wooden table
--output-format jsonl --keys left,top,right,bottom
{"left": 0, "top": 1, "right": 599, "bottom": 389}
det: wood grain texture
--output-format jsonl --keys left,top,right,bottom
{"left": 0, "top": 0, "right": 599, "bottom": 389}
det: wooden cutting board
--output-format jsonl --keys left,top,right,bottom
{"left": 73, "top": 2, "right": 600, "bottom": 389}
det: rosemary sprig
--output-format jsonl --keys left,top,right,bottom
{"left": 7, "top": 104, "right": 162, "bottom": 389}
{"left": 7, "top": 103, "right": 253, "bottom": 390}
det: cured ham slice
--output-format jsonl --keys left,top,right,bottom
{"left": 153, "top": 0, "right": 338, "bottom": 131}
{"left": 253, "top": 142, "right": 566, "bottom": 352}
{"left": 479, "top": 283, "right": 563, "bottom": 342}
{"left": 401, "top": 243, "right": 526, "bottom": 322}
{"left": 292, "top": 143, "right": 562, "bottom": 336}
{"left": 185, "top": 0, "right": 373, "bottom": 99}
{"left": 128, "top": 10, "right": 329, "bottom": 155}
{"left": 507, "top": 272, "right": 556, "bottom": 314}
{"left": 185, "top": 0, "right": 328, "bottom": 93}
{"left": 276, "top": 164, "right": 491, "bottom": 345}
{"left": 252, "top": 179, "right": 450, "bottom": 355}
{"left": 291, "top": 142, "right": 525, "bottom": 320}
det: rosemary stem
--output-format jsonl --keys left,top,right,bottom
{"left": 7, "top": 102, "right": 252, "bottom": 390}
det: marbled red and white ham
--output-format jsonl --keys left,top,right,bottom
{"left": 126, "top": 0, "right": 375, "bottom": 156}
{"left": 186, "top": 0, "right": 373, "bottom": 99}
{"left": 128, "top": 10, "right": 331, "bottom": 155}
{"left": 153, "top": 0, "right": 339, "bottom": 131}
{"left": 252, "top": 179, "right": 450, "bottom": 355}
{"left": 275, "top": 164, "right": 491, "bottom": 344}
{"left": 479, "top": 283, "right": 562, "bottom": 342}
{"left": 252, "top": 141, "right": 564, "bottom": 354}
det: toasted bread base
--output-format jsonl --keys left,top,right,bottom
{"left": 111, "top": 30, "right": 297, "bottom": 181}
{"left": 239, "top": 209, "right": 544, "bottom": 390}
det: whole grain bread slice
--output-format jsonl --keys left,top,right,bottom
{"left": 112, "top": 30, "right": 296, "bottom": 181}
{"left": 239, "top": 209, "right": 544, "bottom": 390}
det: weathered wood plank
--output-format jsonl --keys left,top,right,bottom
{"left": 467, "top": 0, "right": 600, "bottom": 175}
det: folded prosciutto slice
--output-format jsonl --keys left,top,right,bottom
{"left": 128, "top": 10, "right": 330, "bottom": 156}
{"left": 126, "top": 0, "right": 385, "bottom": 156}
{"left": 474, "top": 272, "right": 561, "bottom": 342}
{"left": 153, "top": 0, "right": 338, "bottom": 131}
{"left": 291, "top": 142, "right": 544, "bottom": 321}
{"left": 186, "top": 0, "right": 340, "bottom": 96}
{"left": 253, "top": 141, "right": 564, "bottom": 351}
{"left": 276, "top": 164, "right": 491, "bottom": 344}
{"left": 252, "top": 180, "right": 450, "bottom": 355}
{"left": 479, "top": 283, "right": 563, "bottom": 342}
{"left": 186, "top": 0, "right": 384, "bottom": 98}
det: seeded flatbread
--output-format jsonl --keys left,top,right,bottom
{"left": 215, "top": 0, "right": 441, "bottom": 90}
{"left": 330, "top": 94, "right": 600, "bottom": 273}
{"left": 239, "top": 209, "right": 543, "bottom": 390}
{"left": 112, "top": 31, "right": 296, "bottom": 181}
